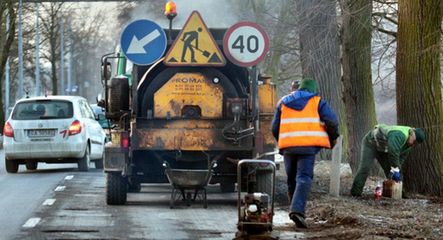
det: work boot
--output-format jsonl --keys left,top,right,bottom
{"left": 289, "top": 212, "right": 307, "bottom": 228}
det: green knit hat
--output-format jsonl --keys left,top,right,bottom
{"left": 298, "top": 78, "right": 318, "bottom": 94}
{"left": 414, "top": 128, "right": 425, "bottom": 144}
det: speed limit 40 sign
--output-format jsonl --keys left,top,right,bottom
{"left": 223, "top": 21, "right": 270, "bottom": 67}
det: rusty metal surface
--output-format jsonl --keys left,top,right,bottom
{"left": 135, "top": 119, "right": 220, "bottom": 129}
{"left": 133, "top": 128, "right": 253, "bottom": 151}
{"left": 110, "top": 132, "right": 122, "bottom": 146}
{"left": 258, "top": 83, "right": 277, "bottom": 114}
{"left": 259, "top": 116, "right": 277, "bottom": 149}
{"left": 104, "top": 147, "right": 126, "bottom": 171}
{"left": 225, "top": 98, "right": 248, "bottom": 118}
{"left": 153, "top": 73, "right": 223, "bottom": 118}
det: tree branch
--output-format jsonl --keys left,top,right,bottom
{"left": 373, "top": 25, "right": 397, "bottom": 38}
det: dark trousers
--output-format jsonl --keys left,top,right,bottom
{"left": 351, "top": 133, "right": 392, "bottom": 196}
{"left": 284, "top": 153, "right": 315, "bottom": 215}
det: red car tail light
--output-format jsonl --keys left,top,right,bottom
{"left": 4, "top": 122, "right": 14, "bottom": 138}
{"left": 69, "top": 120, "right": 82, "bottom": 135}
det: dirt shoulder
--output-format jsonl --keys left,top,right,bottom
{"left": 273, "top": 160, "right": 443, "bottom": 239}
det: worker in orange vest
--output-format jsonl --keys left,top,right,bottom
{"left": 271, "top": 78, "right": 339, "bottom": 228}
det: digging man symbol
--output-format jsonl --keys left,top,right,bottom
{"left": 181, "top": 27, "right": 203, "bottom": 63}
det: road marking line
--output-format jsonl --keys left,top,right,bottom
{"left": 54, "top": 186, "right": 66, "bottom": 191}
{"left": 22, "top": 218, "right": 41, "bottom": 228}
{"left": 42, "top": 199, "right": 56, "bottom": 206}
{"left": 65, "top": 175, "right": 74, "bottom": 180}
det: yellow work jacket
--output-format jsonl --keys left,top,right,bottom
{"left": 278, "top": 96, "right": 331, "bottom": 149}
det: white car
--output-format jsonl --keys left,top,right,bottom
{"left": 3, "top": 95, "right": 106, "bottom": 173}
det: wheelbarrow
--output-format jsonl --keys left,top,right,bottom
{"left": 162, "top": 161, "right": 216, "bottom": 208}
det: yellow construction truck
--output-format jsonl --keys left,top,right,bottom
{"left": 100, "top": 7, "right": 277, "bottom": 205}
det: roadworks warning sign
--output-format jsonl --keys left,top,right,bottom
{"left": 164, "top": 11, "right": 226, "bottom": 67}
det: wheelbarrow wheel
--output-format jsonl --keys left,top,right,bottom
{"left": 170, "top": 188, "right": 179, "bottom": 209}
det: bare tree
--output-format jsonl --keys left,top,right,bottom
{"left": 396, "top": 0, "right": 443, "bottom": 196}
{"left": 0, "top": 0, "right": 16, "bottom": 133}
{"left": 340, "top": 0, "right": 377, "bottom": 172}
{"left": 295, "top": 0, "right": 346, "bottom": 160}
{"left": 262, "top": 1, "right": 295, "bottom": 87}
{"left": 232, "top": 0, "right": 301, "bottom": 95}
{"left": 70, "top": 7, "right": 113, "bottom": 101}
{"left": 39, "top": 2, "right": 65, "bottom": 95}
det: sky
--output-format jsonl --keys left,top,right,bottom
{"left": 127, "top": 0, "right": 239, "bottom": 29}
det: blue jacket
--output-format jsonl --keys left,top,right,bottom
{"left": 271, "top": 90, "right": 339, "bottom": 155}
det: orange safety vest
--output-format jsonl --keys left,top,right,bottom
{"left": 278, "top": 96, "right": 331, "bottom": 149}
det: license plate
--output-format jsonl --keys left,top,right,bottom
{"left": 27, "top": 129, "right": 56, "bottom": 137}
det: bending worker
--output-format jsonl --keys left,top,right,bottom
{"left": 271, "top": 78, "right": 339, "bottom": 228}
{"left": 351, "top": 124, "right": 425, "bottom": 197}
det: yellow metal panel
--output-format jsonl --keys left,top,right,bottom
{"left": 134, "top": 129, "right": 235, "bottom": 151}
{"left": 258, "top": 83, "right": 277, "bottom": 113}
{"left": 154, "top": 73, "right": 223, "bottom": 118}
{"left": 163, "top": 11, "right": 226, "bottom": 66}
{"left": 162, "top": 120, "right": 216, "bottom": 129}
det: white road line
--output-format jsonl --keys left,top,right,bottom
{"left": 42, "top": 199, "right": 56, "bottom": 206}
{"left": 65, "top": 175, "right": 74, "bottom": 180}
{"left": 54, "top": 186, "right": 66, "bottom": 191}
{"left": 22, "top": 218, "right": 41, "bottom": 228}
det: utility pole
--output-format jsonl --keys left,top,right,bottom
{"left": 5, "top": 15, "right": 10, "bottom": 120}
{"left": 67, "top": 16, "right": 72, "bottom": 95}
{"left": 35, "top": 2, "right": 41, "bottom": 96}
{"left": 18, "top": 0, "right": 24, "bottom": 99}
{"left": 60, "top": 17, "right": 65, "bottom": 95}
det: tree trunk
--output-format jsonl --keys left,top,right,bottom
{"left": 296, "top": 0, "right": 346, "bottom": 160}
{"left": 0, "top": 1, "right": 16, "bottom": 133}
{"left": 396, "top": 0, "right": 443, "bottom": 196}
{"left": 340, "top": 0, "right": 377, "bottom": 172}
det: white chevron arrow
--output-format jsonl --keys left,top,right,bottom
{"left": 127, "top": 29, "right": 161, "bottom": 54}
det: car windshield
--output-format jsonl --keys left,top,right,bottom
{"left": 12, "top": 100, "right": 73, "bottom": 120}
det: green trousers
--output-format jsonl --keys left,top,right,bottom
{"left": 350, "top": 132, "right": 392, "bottom": 196}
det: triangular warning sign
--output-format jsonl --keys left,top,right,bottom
{"left": 164, "top": 11, "right": 226, "bottom": 67}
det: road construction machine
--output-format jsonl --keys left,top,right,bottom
{"left": 100, "top": 12, "right": 277, "bottom": 205}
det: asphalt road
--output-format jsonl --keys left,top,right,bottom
{"left": 0, "top": 148, "right": 81, "bottom": 240}
{"left": 0, "top": 148, "right": 298, "bottom": 239}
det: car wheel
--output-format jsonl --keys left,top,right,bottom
{"left": 106, "top": 172, "right": 127, "bottom": 205}
{"left": 78, "top": 145, "right": 90, "bottom": 172}
{"left": 25, "top": 161, "right": 38, "bottom": 170}
{"left": 5, "top": 158, "right": 19, "bottom": 173}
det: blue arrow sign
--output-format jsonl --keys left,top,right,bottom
{"left": 120, "top": 19, "right": 167, "bottom": 65}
